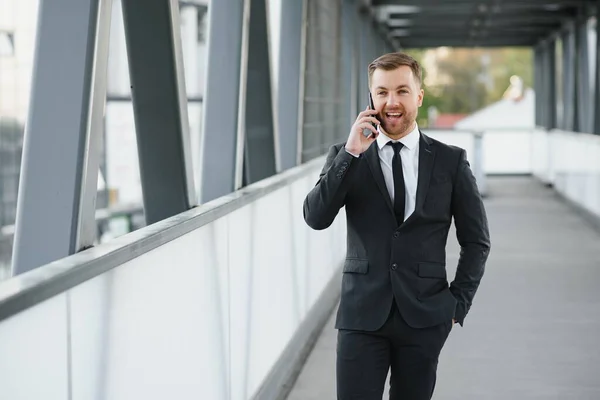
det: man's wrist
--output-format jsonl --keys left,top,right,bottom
{"left": 345, "top": 147, "right": 360, "bottom": 158}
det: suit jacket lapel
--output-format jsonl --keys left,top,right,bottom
{"left": 364, "top": 141, "right": 395, "bottom": 217}
{"left": 403, "top": 132, "right": 435, "bottom": 227}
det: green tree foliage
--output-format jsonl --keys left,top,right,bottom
{"left": 404, "top": 47, "right": 533, "bottom": 126}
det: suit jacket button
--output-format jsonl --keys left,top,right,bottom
{"left": 393, "top": 232, "right": 400, "bottom": 238}
{"left": 391, "top": 263, "right": 398, "bottom": 270}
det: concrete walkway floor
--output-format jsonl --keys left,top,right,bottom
{"left": 287, "top": 177, "right": 600, "bottom": 400}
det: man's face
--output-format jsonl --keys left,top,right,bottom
{"left": 370, "top": 66, "right": 424, "bottom": 139}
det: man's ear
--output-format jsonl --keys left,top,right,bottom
{"left": 418, "top": 88, "right": 424, "bottom": 107}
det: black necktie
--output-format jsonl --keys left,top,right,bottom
{"left": 388, "top": 141, "right": 405, "bottom": 224}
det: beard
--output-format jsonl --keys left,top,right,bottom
{"left": 380, "top": 108, "right": 417, "bottom": 138}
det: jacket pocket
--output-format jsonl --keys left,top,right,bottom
{"left": 418, "top": 262, "right": 446, "bottom": 279}
{"left": 343, "top": 258, "right": 369, "bottom": 274}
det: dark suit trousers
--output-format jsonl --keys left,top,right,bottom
{"left": 336, "top": 302, "right": 452, "bottom": 400}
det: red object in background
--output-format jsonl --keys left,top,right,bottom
{"left": 431, "top": 114, "right": 468, "bottom": 128}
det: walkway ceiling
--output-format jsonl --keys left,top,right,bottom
{"left": 370, "top": 0, "right": 595, "bottom": 48}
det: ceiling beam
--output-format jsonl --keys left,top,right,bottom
{"left": 394, "top": 32, "right": 544, "bottom": 41}
{"left": 387, "top": 13, "right": 574, "bottom": 27}
{"left": 375, "top": 0, "right": 588, "bottom": 7}
{"left": 390, "top": 26, "right": 555, "bottom": 38}
{"left": 383, "top": 3, "right": 583, "bottom": 18}
{"left": 373, "top": 0, "right": 585, "bottom": 49}
{"left": 388, "top": 9, "right": 579, "bottom": 18}
{"left": 399, "top": 37, "right": 537, "bottom": 48}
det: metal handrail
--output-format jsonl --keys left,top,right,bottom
{"left": 0, "top": 156, "right": 324, "bottom": 322}
{"left": 0, "top": 204, "right": 144, "bottom": 242}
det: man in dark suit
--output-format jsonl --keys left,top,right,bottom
{"left": 303, "top": 52, "right": 491, "bottom": 399}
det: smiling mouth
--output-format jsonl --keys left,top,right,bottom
{"left": 385, "top": 112, "right": 403, "bottom": 119}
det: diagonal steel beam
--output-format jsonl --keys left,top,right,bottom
{"left": 12, "top": 0, "right": 112, "bottom": 275}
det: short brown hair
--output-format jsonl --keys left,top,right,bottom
{"left": 368, "top": 52, "right": 422, "bottom": 88}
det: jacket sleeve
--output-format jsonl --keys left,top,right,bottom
{"left": 303, "top": 145, "right": 359, "bottom": 230}
{"left": 449, "top": 149, "right": 491, "bottom": 326}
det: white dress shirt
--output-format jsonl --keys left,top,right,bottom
{"left": 375, "top": 123, "right": 420, "bottom": 221}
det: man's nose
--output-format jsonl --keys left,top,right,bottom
{"left": 386, "top": 94, "right": 400, "bottom": 106}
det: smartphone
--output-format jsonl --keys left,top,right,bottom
{"left": 366, "top": 92, "right": 380, "bottom": 137}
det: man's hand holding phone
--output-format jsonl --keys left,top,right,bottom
{"left": 345, "top": 107, "right": 380, "bottom": 156}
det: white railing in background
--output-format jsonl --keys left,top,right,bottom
{"left": 532, "top": 129, "right": 600, "bottom": 219}
{"left": 423, "top": 129, "right": 486, "bottom": 195}
{"left": 424, "top": 128, "right": 536, "bottom": 197}
{"left": 482, "top": 129, "right": 533, "bottom": 175}
{"left": 429, "top": 127, "right": 600, "bottom": 221}
{"left": 0, "top": 157, "right": 346, "bottom": 400}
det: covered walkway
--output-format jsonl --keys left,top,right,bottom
{"left": 1, "top": 0, "right": 600, "bottom": 399}
{"left": 289, "top": 176, "right": 600, "bottom": 399}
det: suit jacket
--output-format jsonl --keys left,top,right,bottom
{"left": 303, "top": 132, "right": 491, "bottom": 331}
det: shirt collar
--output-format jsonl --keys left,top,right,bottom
{"left": 376, "top": 122, "right": 420, "bottom": 151}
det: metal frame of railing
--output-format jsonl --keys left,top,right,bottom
{"left": 0, "top": 156, "right": 323, "bottom": 322}
{"left": 0, "top": 204, "right": 145, "bottom": 279}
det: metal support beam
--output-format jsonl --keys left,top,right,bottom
{"left": 576, "top": 18, "right": 591, "bottom": 133}
{"left": 199, "top": 0, "right": 245, "bottom": 202}
{"left": 300, "top": 0, "right": 345, "bottom": 162}
{"left": 296, "top": 0, "right": 308, "bottom": 166}
{"left": 370, "top": 20, "right": 381, "bottom": 57}
{"left": 359, "top": 11, "right": 372, "bottom": 111}
{"left": 317, "top": 1, "right": 331, "bottom": 155}
{"left": 276, "top": 0, "right": 303, "bottom": 171}
{"left": 543, "top": 39, "right": 557, "bottom": 130}
{"left": 242, "top": 0, "right": 277, "bottom": 185}
{"left": 299, "top": 0, "right": 320, "bottom": 163}
{"left": 342, "top": 0, "right": 358, "bottom": 136}
{"left": 327, "top": 2, "right": 343, "bottom": 151}
{"left": 369, "top": 19, "right": 378, "bottom": 62}
{"left": 121, "top": 0, "right": 195, "bottom": 224}
{"left": 12, "top": 0, "right": 112, "bottom": 275}
{"left": 534, "top": 45, "right": 543, "bottom": 127}
{"left": 594, "top": 2, "right": 600, "bottom": 135}
{"left": 561, "top": 26, "right": 577, "bottom": 131}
